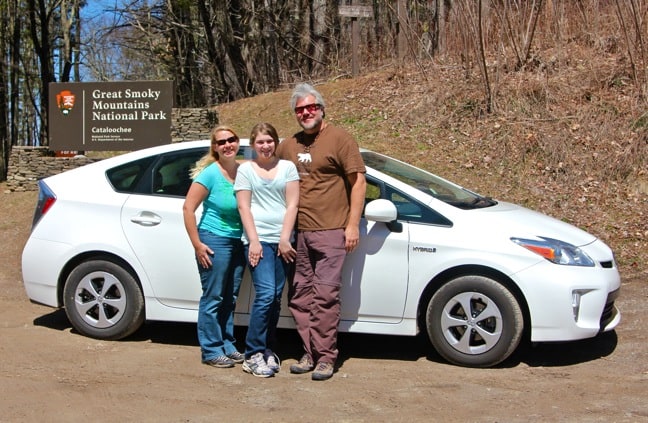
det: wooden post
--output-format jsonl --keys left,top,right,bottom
{"left": 338, "top": 4, "right": 373, "bottom": 77}
{"left": 397, "top": 0, "right": 407, "bottom": 60}
{"left": 351, "top": 16, "right": 361, "bottom": 77}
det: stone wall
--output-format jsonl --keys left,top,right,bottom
{"left": 5, "top": 108, "right": 217, "bottom": 192}
{"left": 5, "top": 148, "right": 96, "bottom": 192}
{"left": 171, "top": 108, "right": 217, "bottom": 142}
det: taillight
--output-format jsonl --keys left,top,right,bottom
{"left": 31, "top": 180, "right": 57, "bottom": 229}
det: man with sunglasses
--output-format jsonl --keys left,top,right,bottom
{"left": 276, "top": 83, "right": 366, "bottom": 381}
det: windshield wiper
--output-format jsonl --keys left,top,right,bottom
{"left": 470, "top": 196, "right": 497, "bottom": 208}
{"left": 448, "top": 196, "right": 497, "bottom": 209}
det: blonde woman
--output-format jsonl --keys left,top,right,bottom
{"left": 183, "top": 125, "right": 245, "bottom": 368}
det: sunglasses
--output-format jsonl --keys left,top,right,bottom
{"left": 212, "top": 136, "right": 238, "bottom": 146}
{"left": 294, "top": 103, "right": 321, "bottom": 115}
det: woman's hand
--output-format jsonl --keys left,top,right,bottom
{"left": 195, "top": 243, "right": 213, "bottom": 268}
{"left": 278, "top": 239, "right": 296, "bottom": 263}
{"left": 248, "top": 241, "right": 263, "bottom": 267}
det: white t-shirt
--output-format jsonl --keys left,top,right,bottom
{"left": 234, "top": 159, "right": 299, "bottom": 244}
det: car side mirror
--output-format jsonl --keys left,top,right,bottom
{"left": 364, "top": 199, "right": 402, "bottom": 233}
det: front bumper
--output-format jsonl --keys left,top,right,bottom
{"left": 513, "top": 248, "right": 621, "bottom": 342}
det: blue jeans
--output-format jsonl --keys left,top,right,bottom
{"left": 197, "top": 230, "right": 244, "bottom": 362}
{"left": 244, "top": 242, "right": 288, "bottom": 358}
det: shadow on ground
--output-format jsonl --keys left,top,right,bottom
{"left": 33, "top": 309, "right": 618, "bottom": 368}
{"left": 33, "top": 308, "right": 72, "bottom": 332}
{"left": 516, "top": 330, "right": 618, "bottom": 367}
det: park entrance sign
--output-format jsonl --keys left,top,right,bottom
{"left": 49, "top": 80, "right": 173, "bottom": 151}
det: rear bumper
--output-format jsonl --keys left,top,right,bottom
{"left": 22, "top": 237, "right": 70, "bottom": 308}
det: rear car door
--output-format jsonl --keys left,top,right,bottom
{"left": 118, "top": 149, "right": 205, "bottom": 310}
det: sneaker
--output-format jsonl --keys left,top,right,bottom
{"left": 311, "top": 362, "right": 334, "bottom": 381}
{"left": 265, "top": 349, "right": 281, "bottom": 373}
{"left": 242, "top": 352, "right": 275, "bottom": 378}
{"left": 289, "top": 354, "right": 314, "bottom": 374}
{"left": 203, "top": 355, "right": 235, "bottom": 368}
{"left": 226, "top": 351, "right": 245, "bottom": 364}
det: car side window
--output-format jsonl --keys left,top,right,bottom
{"left": 151, "top": 146, "right": 253, "bottom": 197}
{"left": 365, "top": 179, "right": 381, "bottom": 203}
{"left": 365, "top": 176, "right": 452, "bottom": 226}
{"left": 107, "top": 145, "right": 253, "bottom": 197}
{"left": 152, "top": 150, "right": 206, "bottom": 197}
{"left": 107, "top": 148, "right": 209, "bottom": 196}
{"left": 106, "top": 156, "right": 157, "bottom": 194}
{"left": 387, "top": 186, "right": 452, "bottom": 226}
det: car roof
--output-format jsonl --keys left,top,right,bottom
{"left": 73, "top": 139, "right": 252, "bottom": 169}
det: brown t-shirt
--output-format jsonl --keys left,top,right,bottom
{"left": 276, "top": 124, "right": 366, "bottom": 231}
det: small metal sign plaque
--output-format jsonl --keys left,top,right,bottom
{"left": 338, "top": 5, "right": 373, "bottom": 18}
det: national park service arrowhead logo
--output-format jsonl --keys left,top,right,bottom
{"left": 56, "top": 90, "right": 75, "bottom": 115}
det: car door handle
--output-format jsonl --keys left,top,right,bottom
{"left": 130, "top": 211, "right": 162, "bottom": 226}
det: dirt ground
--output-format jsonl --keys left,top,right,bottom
{"left": 1, "top": 186, "right": 646, "bottom": 423}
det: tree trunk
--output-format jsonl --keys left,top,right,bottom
{"left": 27, "top": 0, "right": 54, "bottom": 146}
{"left": 310, "top": 0, "right": 328, "bottom": 75}
{"left": 0, "top": 0, "right": 8, "bottom": 180}
{"left": 167, "top": 1, "right": 205, "bottom": 107}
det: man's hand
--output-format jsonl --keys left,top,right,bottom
{"left": 344, "top": 225, "right": 360, "bottom": 253}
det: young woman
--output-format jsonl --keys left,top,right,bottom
{"left": 234, "top": 122, "right": 299, "bottom": 377}
{"left": 183, "top": 125, "right": 245, "bottom": 368}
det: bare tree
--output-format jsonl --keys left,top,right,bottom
{"left": 27, "top": 0, "right": 58, "bottom": 145}
{"left": 59, "top": 0, "right": 83, "bottom": 82}
{"left": 0, "top": 0, "right": 9, "bottom": 179}
{"left": 491, "top": 0, "right": 544, "bottom": 70}
{"left": 165, "top": 0, "right": 205, "bottom": 106}
{"left": 614, "top": 0, "right": 648, "bottom": 100}
{"left": 4, "top": 0, "right": 647, "bottom": 167}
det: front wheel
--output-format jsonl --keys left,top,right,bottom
{"left": 426, "top": 275, "right": 523, "bottom": 367}
{"left": 63, "top": 259, "right": 145, "bottom": 340}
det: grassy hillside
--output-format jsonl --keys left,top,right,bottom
{"left": 216, "top": 58, "right": 647, "bottom": 275}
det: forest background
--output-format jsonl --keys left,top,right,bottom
{"left": 0, "top": 0, "right": 646, "bottom": 274}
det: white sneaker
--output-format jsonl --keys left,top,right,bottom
{"left": 265, "top": 349, "right": 281, "bottom": 373}
{"left": 242, "top": 352, "right": 274, "bottom": 378}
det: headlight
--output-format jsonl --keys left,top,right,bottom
{"left": 511, "top": 236, "right": 595, "bottom": 267}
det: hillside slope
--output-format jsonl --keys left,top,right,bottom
{"left": 217, "top": 59, "right": 647, "bottom": 275}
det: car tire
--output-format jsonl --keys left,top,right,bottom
{"left": 426, "top": 275, "right": 523, "bottom": 368}
{"left": 63, "top": 259, "right": 145, "bottom": 340}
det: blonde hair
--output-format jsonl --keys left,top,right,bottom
{"left": 190, "top": 125, "right": 239, "bottom": 179}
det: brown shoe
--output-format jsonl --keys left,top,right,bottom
{"left": 311, "top": 362, "right": 334, "bottom": 381}
{"left": 289, "top": 354, "right": 314, "bottom": 374}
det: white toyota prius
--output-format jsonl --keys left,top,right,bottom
{"left": 21, "top": 140, "right": 621, "bottom": 367}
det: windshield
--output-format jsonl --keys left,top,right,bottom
{"left": 361, "top": 151, "right": 497, "bottom": 209}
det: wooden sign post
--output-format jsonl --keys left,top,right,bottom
{"left": 338, "top": 4, "right": 373, "bottom": 77}
{"left": 397, "top": 0, "right": 407, "bottom": 59}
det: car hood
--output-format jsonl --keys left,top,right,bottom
{"left": 466, "top": 201, "right": 597, "bottom": 247}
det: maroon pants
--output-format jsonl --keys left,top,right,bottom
{"left": 288, "top": 229, "right": 346, "bottom": 364}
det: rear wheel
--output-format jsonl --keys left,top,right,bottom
{"left": 63, "top": 260, "right": 144, "bottom": 340}
{"left": 426, "top": 275, "right": 523, "bottom": 367}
